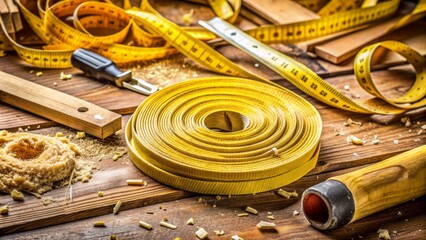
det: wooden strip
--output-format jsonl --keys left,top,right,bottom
{"left": 314, "top": 2, "right": 424, "bottom": 64}
{"left": 5, "top": 0, "right": 22, "bottom": 32}
{"left": 0, "top": 71, "right": 122, "bottom": 138}
{"left": 242, "top": 0, "right": 320, "bottom": 24}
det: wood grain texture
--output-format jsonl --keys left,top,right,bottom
{"left": 0, "top": 65, "right": 424, "bottom": 236}
{"left": 243, "top": 0, "right": 320, "bottom": 24}
{"left": 0, "top": 71, "right": 122, "bottom": 138}
{"left": 0, "top": 0, "right": 425, "bottom": 238}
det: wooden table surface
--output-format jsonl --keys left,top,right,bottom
{"left": 1, "top": 1, "right": 425, "bottom": 239}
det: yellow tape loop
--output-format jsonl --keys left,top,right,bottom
{"left": 126, "top": 77, "right": 321, "bottom": 195}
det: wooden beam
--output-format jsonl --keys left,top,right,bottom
{"left": 0, "top": 71, "right": 122, "bottom": 138}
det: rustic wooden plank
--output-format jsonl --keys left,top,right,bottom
{"left": 242, "top": 0, "right": 320, "bottom": 24}
{"left": 0, "top": 71, "right": 122, "bottom": 138}
{"left": 2, "top": 164, "right": 424, "bottom": 239}
{"left": 315, "top": 20, "right": 426, "bottom": 77}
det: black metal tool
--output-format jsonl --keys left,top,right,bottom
{"left": 71, "top": 48, "right": 158, "bottom": 95}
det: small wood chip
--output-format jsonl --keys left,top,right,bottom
{"left": 343, "top": 118, "right": 362, "bottom": 126}
{"left": 214, "top": 230, "right": 225, "bottom": 236}
{"left": 256, "top": 220, "right": 276, "bottom": 230}
{"left": 93, "top": 221, "right": 105, "bottom": 227}
{"left": 372, "top": 139, "right": 380, "bottom": 145}
{"left": 293, "top": 210, "right": 300, "bottom": 216}
{"left": 245, "top": 206, "right": 258, "bottom": 215}
{"left": 237, "top": 213, "right": 249, "bottom": 217}
{"left": 277, "top": 189, "right": 298, "bottom": 199}
{"left": 267, "top": 215, "right": 275, "bottom": 220}
{"left": 0, "top": 50, "right": 6, "bottom": 57}
{"left": 0, "top": 205, "right": 9, "bottom": 215}
{"left": 98, "top": 191, "right": 104, "bottom": 197}
{"left": 60, "top": 72, "right": 72, "bottom": 80}
{"left": 378, "top": 228, "right": 391, "bottom": 240}
{"left": 195, "top": 228, "right": 209, "bottom": 239}
{"left": 11, "top": 189, "right": 24, "bottom": 201}
{"left": 55, "top": 132, "right": 64, "bottom": 137}
{"left": 113, "top": 150, "right": 127, "bottom": 161}
{"left": 36, "top": 72, "right": 43, "bottom": 77}
{"left": 347, "top": 135, "right": 363, "bottom": 145}
{"left": 231, "top": 235, "right": 244, "bottom": 240}
{"left": 160, "top": 221, "right": 177, "bottom": 229}
{"left": 113, "top": 200, "right": 122, "bottom": 215}
{"left": 139, "top": 220, "right": 153, "bottom": 230}
{"left": 109, "top": 235, "right": 117, "bottom": 240}
{"left": 186, "top": 217, "right": 194, "bottom": 225}
{"left": 126, "top": 179, "right": 145, "bottom": 186}
{"left": 76, "top": 132, "right": 86, "bottom": 139}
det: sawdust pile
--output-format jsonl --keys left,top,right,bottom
{"left": 0, "top": 130, "right": 93, "bottom": 195}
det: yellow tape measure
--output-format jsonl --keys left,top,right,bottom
{"left": 126, "top": 77, "right": 322, "bottom": 194}
{"left": 199, "top": 18, "right": 426, "bottom": 114}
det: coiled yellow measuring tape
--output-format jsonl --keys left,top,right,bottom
{"left": 1, "top": 0, "right": 425, "bottom": 194}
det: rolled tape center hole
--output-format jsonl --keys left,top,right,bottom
{"left": 302, "top": 193, "right": 329, "bottom": 225}
{"left": 204, "top": 111, "right": 249, "bottom": 132}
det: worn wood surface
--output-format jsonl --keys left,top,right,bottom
{"left": 0, "top": 0, "right": 425, "bottom": 239}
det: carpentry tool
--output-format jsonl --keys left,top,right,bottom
{"left": 0, "top": 71, "right": 122, "bottom": 139}
{"left": 301, "top": 145, "right": 426, "bottom": 230}
{"left": 126, "top": 77, "right": 322, "bottom": 195}
{"left": 71, "top": 48, "right": 158, "bottom": 95}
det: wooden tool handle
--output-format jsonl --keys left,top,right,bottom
{"left": 331, "top": 145, "right": 426, "bottom": 222}
{"left": 302, "top": 145, "right": 426, "bottom": 230}
{"left": 0, "top": 71, "right": 122, "bottom": 138}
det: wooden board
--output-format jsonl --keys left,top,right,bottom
{"left": 0, "top": 65, "right": 425, "bottom": 236}
{"left": 314, "top": 1, "right": 424, "bottom": 64}
{"left": 0, "top": 71, "right": 122, "bottom": 139}
{"left": 242, "top": 0, "right": 320, "bottom": 24}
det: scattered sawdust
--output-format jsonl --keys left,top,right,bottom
{"left": 343, "top": 118, "right": 362, "bottom": 126}
{"left": 277, "top": 189, "right": 298, "bottom": 199}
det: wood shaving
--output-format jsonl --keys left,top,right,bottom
{"left": 98, "top": 191, "right": 104, "bottom": 197}
{"left": 245, "top": 206, "right": 258, "bottom": 215}
{"left": 400, "top": 117, "right": 412, "bottom": 127}
{"left": 93, "top": 221, "right": 105, "bottom": 227}
{"left": 421, "top": 125, "right": 426, "bottom": 130}
{"left": 160, "top": 221, "right": 177, "bottom": 229}
{"left": 343, "top": 118, "right": 362, "bottom": 126}
{"left": 277, "top": 189, "right": 298, "bottom": 199}
{"left": 186, "top": 218, "right": 194, "bottom": 225}
{"left": 231, "top": 235, "right": 244, "bottom": 240}
{"left": 139, "top": 220, "right": 153, "bottom": 230}
{"left": 113, "top": 200, "right": 122, "bottom": 215}
{"left": 76, "top": 132, "right": 86, "bottom": 139}
{"left": 214, "top": 230, "right": 225, "bottom": 236}
{"left": 113, "top": 150, "right": 127, "bottom": 161}
{"left": 195, "top": 228, "right": 208, "bottom": 239}
{"left": 293, "top": 210, "right": 300, "bottom": 216}
{"left": 60, "top": 72, "right": 72, "bottom": 80}
{"left": 11, "top": 189, "right": 24, "bottom": 201}
{"left": 393, "top": 139, "right": 399, "bottom": 144}
{"left": 126, "top": 179, "right": 145, "bottom": 186}
{"left": 256, "top": 220, "right": 276, "bottom": 230}
{"left": 0, "top": 205, "right": 9, "bottom": 215}
{"left": 182, "top": 9, "right": 194, "bottom": 26}
{"left": 268, "top": 215, "right": 275, "bottom": 220}
{"left": 347, "top": 135, "right": 363, "bottom": 145}
{"left": 378, "top": 228, "right": 391, "bottom": 240}
{"left": 237, "top": 213, "right": 249, "bottom": 217}
{"left": 36, "top": 72, "right": 43, "bottom": 77}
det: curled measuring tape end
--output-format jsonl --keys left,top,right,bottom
{"left": 126, "top": 77, "right": 322, "bottom": 195}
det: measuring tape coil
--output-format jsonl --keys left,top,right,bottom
{"left": 126, "top": 77, "right": 322, "bottom": 194}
